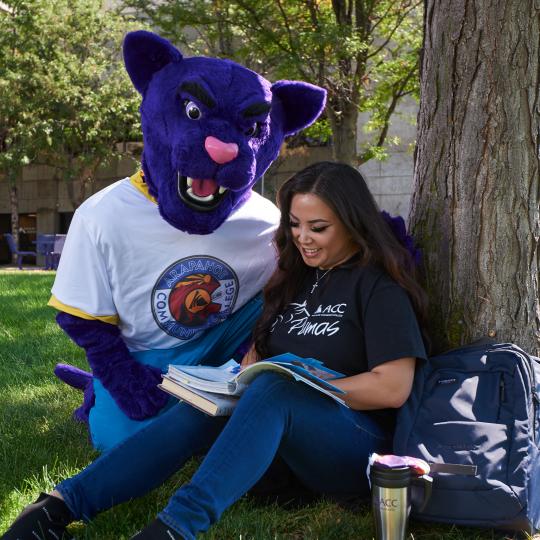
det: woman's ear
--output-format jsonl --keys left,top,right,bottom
{"left": 271, "top": 81, "right": 327, "bottom": 136}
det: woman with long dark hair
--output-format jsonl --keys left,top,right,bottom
{"left": 3, "top": 162, "right": 427, "bottom": 540}
{"left": 251, "top": 160, "right": 427, "bottom": 363}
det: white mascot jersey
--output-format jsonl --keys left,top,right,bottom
{"left": 50, "top": 172, "right": 279, "bottom": 353}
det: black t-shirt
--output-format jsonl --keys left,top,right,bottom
{"left": 267, "top": 261, "right": 426, "bottom": 377}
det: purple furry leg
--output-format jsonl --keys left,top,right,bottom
{"left": 54, "top": 363, "right": 95, "bottom": 424}
{"left": 54, "top": 363, "right": 92, "bottom": 390}
{"left": 74, "top": 381, "right": 95, "bottom": 424}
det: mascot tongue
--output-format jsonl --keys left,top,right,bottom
{"left": 192, "top": 178, "right": 217, "bottom": 197}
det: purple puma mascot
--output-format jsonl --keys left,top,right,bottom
{"left": 50, "top": 30, "right": 326, "bottom": 451}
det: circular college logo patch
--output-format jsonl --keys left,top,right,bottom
{"left": 151, "top": 256, "right": 238, "bottom": 340}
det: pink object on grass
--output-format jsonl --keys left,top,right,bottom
{"left": 371, "top": 453, "right": 430, "bottom": 476}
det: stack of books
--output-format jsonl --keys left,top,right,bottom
{"left": 159, "top": 353, "right": 346, "bottom": 416}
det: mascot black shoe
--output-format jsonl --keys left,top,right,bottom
{"left": 1, "top": 493, "right": 73, "bottom": 540}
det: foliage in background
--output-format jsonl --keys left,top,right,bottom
{"left": 0, "top": 1, "right": 47, "bottom": 243}
{"left": 35, "top": 0, "right": 143, "bottom": 208}
{"left": 120, "top": 0, "right": 422, "bottom": 166}
{"left": 0, "top": 0, "right": 143, "bottom": 242}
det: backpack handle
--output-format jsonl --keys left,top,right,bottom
{"left": 430, "top": 463, "right": 477, "bottom": 476}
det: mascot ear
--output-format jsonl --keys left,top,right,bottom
{"left": 271, "top": 81, "right": 327, "bottom": 136}
{"left": 123, "top": 30, "right": 183, "bottom": 95}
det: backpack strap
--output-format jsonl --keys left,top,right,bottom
{"left": 429, "top": 463, "right": 477, "bottom": 476}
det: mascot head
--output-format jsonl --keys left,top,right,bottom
{"left": 123, "top": 31, "right": 327, "bottom": 235}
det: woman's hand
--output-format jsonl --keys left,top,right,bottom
{"left": 240, "top": 344, "right": 260, "bottom": 370}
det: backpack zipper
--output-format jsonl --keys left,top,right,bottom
{"left": 497, "top": 346, "right": 539, "bottom": 436}
{"left": 499, "top": 377, "right": 506, "bottom": 403}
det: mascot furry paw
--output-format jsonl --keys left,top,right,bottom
{"left": 50, "top": 30, "right": 326, "bottom": 451}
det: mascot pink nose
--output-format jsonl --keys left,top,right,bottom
{"left": 204, "top": 136, "right": 239, "bottom": 164}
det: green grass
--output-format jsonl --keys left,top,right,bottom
{"left": 0, "top": 270, "right": 530, "bottom": 539}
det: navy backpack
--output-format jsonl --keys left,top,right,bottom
{"left": 394, "top": 341, "right": 540, "bottom": 532}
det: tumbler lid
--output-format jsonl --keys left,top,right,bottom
{"left": 369, "top": 453, "right": 430, "bottom": 475}
{"left": 370, "top": 465, "right": 412, "bottom": 488}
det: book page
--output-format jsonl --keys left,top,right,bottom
{"left": 238, "top": 361, "right": 345, "bottom": 394}
{"left": 169, "top": 359, "right": 240, "bottom": 383}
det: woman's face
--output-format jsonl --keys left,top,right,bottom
{"left": 289, "top": 192, "right": 358, "bottom": 269}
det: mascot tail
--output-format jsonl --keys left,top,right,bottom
{"left": 381, "top": 211, "right": 422, "bottom": 266}
{"left": 54, "top": 364, "right": 95, "bottom": 424}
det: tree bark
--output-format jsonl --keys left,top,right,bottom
{"left": 65, "top": 157, "right": 101, "bottom": 210}
{"left": 410, "top": 0, "right": 540, "bottom": 353}
{"left": 327, "top": 99, "right": 358, "bottom": 165}
{"left": 10, "top": 182, "right": 19, "bottom": 264}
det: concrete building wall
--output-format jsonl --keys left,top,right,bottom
{"left": 0, "top": 156, "right": 139, "bottom": 263}
{"left": 255, "top": 146, "right": 333, "bottom": 203}
{"left": 0, "top": 156, "right": 139, "bottom": 228}
{"left": 358, "top": 97, "right": 417, "bottom": 219}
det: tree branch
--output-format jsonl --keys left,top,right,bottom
{"left": 367, "top": 1, "right": 422, "bottom": 60}
{"left": 374, "top": 60, "right": 418, "bottom": 150}
{"left": 304, "top": 0, "right": 326, "bottom": 85}
{"left": 232, "top": 0, "right": 313, "bottom": 79}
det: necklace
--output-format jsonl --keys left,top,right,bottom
{"left": 310, "top": 268, "right": 332, "bottom": 294}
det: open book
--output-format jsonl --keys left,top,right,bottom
{"left": 160, "top": 353, "right": 347, "bottom": 416}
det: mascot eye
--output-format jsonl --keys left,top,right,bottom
{"left": 245, "top": 122, "right": 261, "bottom": 137}
{"left": 184, "top": 100, "right": 202, "bottom": 120}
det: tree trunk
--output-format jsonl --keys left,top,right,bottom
{"left": 327, "top": 100, "right": 358, "bottom": 165}
{"left": 9, "top": 182, "right": 19, "bottom": 264}
{"left": 410, "top": 0, "right": 540, "bottom": 353}
{"left": 66, "top": 157, "right": 101, "bottom": 209}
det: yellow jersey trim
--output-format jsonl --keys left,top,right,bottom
{"left": 48, "top": 295, "right": 120, "bottom": 325}
{"left": 130, "top": 170, "right": 157, "bottom": 204}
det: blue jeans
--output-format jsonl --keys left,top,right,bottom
{"left": 57, "top": 373, "right": 390, "bottom": 539}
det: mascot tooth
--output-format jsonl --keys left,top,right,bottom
{"left": 50, "top": 30, "right": 326, "bottom": 451}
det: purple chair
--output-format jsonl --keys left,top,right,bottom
{"left": 51, "top": 234, "right": 66, "bottom": 270}
{"left": 35, "top": 234, "right": 56, "bottom": 269}
{"left": 4, "top": 233, "right": 37, "bottom": 269}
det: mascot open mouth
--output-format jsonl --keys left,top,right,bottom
{"left": 177, "top": 173, "right": 228, "bottom": 212}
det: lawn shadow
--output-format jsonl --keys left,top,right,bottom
{"left": 0, "top": 387, "right": 95, "bottom": 492}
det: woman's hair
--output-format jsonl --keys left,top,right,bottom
{"left": 253, "top": 161, "right": 428, "bottom": 358}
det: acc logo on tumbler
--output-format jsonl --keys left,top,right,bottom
{"left": 376, "top": 498, "right": 399, "bottom": 510}
{"left": 151, "top": 256, "right": 238, "bottom": 340}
